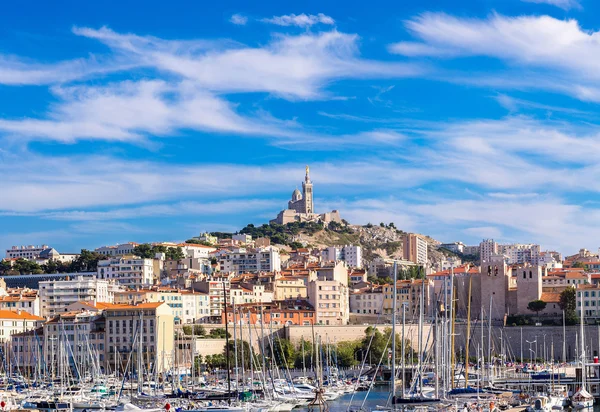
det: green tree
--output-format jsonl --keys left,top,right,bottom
{"left": 12, "top": 258, "right": 43, "bottom": 275}
{"left": 224, "top": 339, "right": 255, "bottom": 370}
{"left": 335, "top": 340, "right": 360, "bottom": 367}
{"left": 294, "top": 339, "right": 314, "bottom": 369}
{"left": 289, "top": 242, "right": 304, "bottom": 250}
{"left": 166, "top": 247, "right": 185, "bottom": 261}
{"left": 209, "top": 328, "right": 231, "bottom": 339}
{"left": 0, "top": 260, "right": 13, "bottom": 275}
{"left": 70, "top": 249, "right": 104, "bottom": 272}
{"left": 273, "top": 338, "right": 296, "bottom": 368}
{"left": 527, "top": 300, "right": 547, "bottom": 321}
{"left": 572, "top": 261, "right": 586, "bottom": 269}
{"left": 559, "top": 287, "right": 579, "bottom": 325}
{"left": 132, "top": 244, "right": 155, "bottom": 259}
{"left": 559, "top": 287, "right": 576, "bottom": 312}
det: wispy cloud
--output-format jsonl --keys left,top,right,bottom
{"left": 0, "top": 27, "right": 424, "bottom": 144}
{"left": 260, "top": 13, "right": 335, "bottom": 28}
{"left": 388, "top": 13, "right": 600, "bottom": 102}
{"left": 522, "top": 0, "right": 582, "bottom": 11}
{"left": 229, "top": 14, "right": 248, "bottom": 25}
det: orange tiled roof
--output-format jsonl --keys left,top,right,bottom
{"left": 0, "top": 310, "right": 43, "bottom": 321}
{"left": 540, "top": 292, "right": 561, "bottom": 303}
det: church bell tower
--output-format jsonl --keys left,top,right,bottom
{"left": 302, "top": 165, "right": 314, "bottom": 214}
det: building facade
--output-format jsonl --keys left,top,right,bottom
{"left": 218, "top": 247, "right": 281, "bottom": 274}
{"left": 403, "top": 234, "right": 428, "bottom": 265}
{"left": 321, "top": 245, "right": 363, "bottom": 268}
{"left": 39, "top": 276, "right": 117, "bottom": 317}
{"left": 97, "top": 257, "right": 155, "bottom": 288}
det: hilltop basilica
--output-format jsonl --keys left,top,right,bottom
{"left": 270, "top": 166, "right": 342, "bottom": 225}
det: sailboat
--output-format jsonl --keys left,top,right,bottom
{"left": 391, "top": 264, "right": 440, "bottom": 407}
{"left": 571, "top": 290, "right": 594, "bottom": 410}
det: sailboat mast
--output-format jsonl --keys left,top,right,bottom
{"left": 580, "top": 289, "right": 586, "bottom": 390}
{"left": 223, "top": 280, "right": 232, "bottom": 404}
{"left": 464, "top": 276, "right": 472, "bottom": 388}
{"left": 450, "top": 267, "right": 456, "bottom": 390}
{"left": 391, "top": 262, "right": 397, "bottom": 402}
{"left": 401, "top": 302, "right": 405, "bottom": 399}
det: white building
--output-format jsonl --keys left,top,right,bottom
{"left": 321, "top": 245, "right": 363, "bottom": 268}
{"left": 232, "top": 234, "right": 252, "bottom": 244}
{"left": 94, "top": 242, "right": 139, "bottom": 257}
{"left": 97, "top": 257, "right": 155, "bottom": 288}
{"left": 440, "top": 242, "right": 465, "bottom": 254}
{"left": 219, "top": 247, "right": 281, "bottom": 274}
{"left": 350, "top": 288, "right": 383, "bottom": 315}
{"left": 479, "top": 239, "right": 499, "bottom": 263}
{"left": 180, "top": 291, "right": 211, "bottom": 324}
{"left": 0, "top": 288, "right": 40, "bottom": 316}
{"left": 181, "top": 244, "right": 216, "bottom": 260}
{"left": 6, "top": 245, "right": 51, "bottom": 259}
{"left": 500, "top": 244, "right": 541, "bottom": 265}
{"left": 39, "top": 276, "right": 119, "bottom": 317}
{"left": 0, "top": 310, "right": 44, "bottom": 342}
{"left": 43, "top": 310, "right": 105, "bottom": 373}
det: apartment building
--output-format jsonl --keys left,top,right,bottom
{"left": 113, "top": 288, "right": 183, "bottom": 322}
{"left": 223, "top": 300, "right": 315, "bottom": 325}
{"left": 274, "top": 275, "right": 307, "bottom": 300}
{"left": 104, "top": 302, "right": 174, "bottom": 374}
{"left": 307, "top": 262, "right": 349, "bottom": 325}
{"left": 39, "top": 276, "right": 118, "bottom": 317}
{"left": 192, "top": 277, "right": 231, "bottom": 323}
{"left": 11, "top": 327, "right": 43, "bottom": 376}
{"left": 321, "top": 245, "right": 363, "bottom": 268}
{"left": 218, "top": 247, "right": 281, "bottom": 274}
{"left": 0, "top": 288, "right": 40, "bottom": 316}
{"left": 0, "top": 310, "right": 44, "bottom": 342}
{"left": 439, "top": 242, "right": 465, "bottom": 254}
{"left": 350, "top": 286, "right": 383, "bottom": 314}
{"left": 230, "top": 283, "right": 272, "bottom": 305}
{"left": 480, "top": 239, "right": 499, "bottom": 263}
{"left": 43, "top": 310, "right": 105, "bottom": 376}
{"left": 403, "top": 234, "right": 428, "bottom": 265}
{"left": 180, "top": 291, "right": 210, "bottom": 324}
{"left": 97, "top": 257, "right": 155, "bottom": 288}
{"left": 94, "top": 242, "right": 139, "bottom": 256}
{"left": 501, "top": 244, "right": 542, "bottom": 265}
{"left": 5, "top": 245, "right": 51, "bottom": 259}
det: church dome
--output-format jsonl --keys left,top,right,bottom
{"left": 292, "top": 188, "right": 302, "bottom": 200}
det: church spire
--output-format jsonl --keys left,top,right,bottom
{"left": 305, "top": 165, "right": 311, "bottom": 183}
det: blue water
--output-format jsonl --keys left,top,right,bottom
{"left": 301, "top": 387, "right": 391, "bottom": 412}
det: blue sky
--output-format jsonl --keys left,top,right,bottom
{"left": 1, "top": 0, "right": 600, "bottom": 255}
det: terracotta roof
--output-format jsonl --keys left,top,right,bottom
{"left": 540, "top": 292, "right": 561, "bottom": 303}
{"left": 0, "top": 310, "right": 43, "bottom": 321}
{"left": 103, "top": 302, "right": 165, "bottom": 310}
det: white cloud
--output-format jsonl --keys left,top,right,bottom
{"left": 261, "top": 13, "right": 335, "bottom": 28}
{"left": 522, "top": 0, "right": 582, "bottom": 11}
{"left": 388, "top": 13, "right": 600, "bottom": 102}
{"left": 390, "top": 13, "right": 600, "bottom": 77}
{"left": 0, "top": 54, "right": 131, "bottom": 86}
{"left": 463, "top": 226, "right": 503, "bottom": 239}
{"left": 74, "top": 27, "right": 418, "bottom": 100}
{"left": 230, "top": 14, "right": 248, "bottom": 25}
{"left": 0, "top": 27, "right": 423, "bottom": 143}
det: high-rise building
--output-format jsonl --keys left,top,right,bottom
{"left": 403, "top": 234, "right": 428, "bottom": 265}
{"left": 218, "top": 247, "right": 281, "bottom": 274}
{"left": 321, "top": 245, "right": 363, "bottom": 268}
{"left": 97, "top": 257, "right": 155, "bottom": 288}
{"left": 39, "top": 276, "right": 119, "bottom": 317}
{"left": 479, "top": 239, "right": 499, "bottom": 263}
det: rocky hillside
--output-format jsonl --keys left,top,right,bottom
{"left": 235, "top": 221, "right": 453, "bottom": 268}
